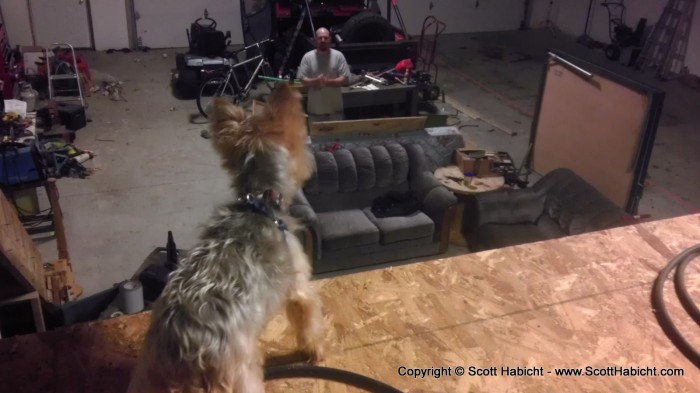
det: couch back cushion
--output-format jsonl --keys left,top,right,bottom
{"left": 534, "top": 168, "right": 627, "bottom": 235}
{"left": 304, "top": 144, "right": 411, "bottom": 213}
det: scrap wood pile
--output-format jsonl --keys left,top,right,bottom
{"left": 89, "top": 69, "right": 126, "bottom": 101}
{"left": 90, "top": 80, "right": 126, "bottom": 101}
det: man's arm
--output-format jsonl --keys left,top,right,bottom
{"left": 297, "top": 53, "right": 321, "bottom": 87}
{"left": 323, "top": 52, "right": 351, "bottom": 87}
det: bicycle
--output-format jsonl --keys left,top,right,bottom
{"left": 196, "top": 39, "right": 276, "bottom": 118}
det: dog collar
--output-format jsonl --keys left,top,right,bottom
{"left": 238, "top": 192, "right": 288, "bottom": 232}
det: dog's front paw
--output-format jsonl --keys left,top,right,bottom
{"left": 303, "top": 343, "right": 324, "bottom": 364}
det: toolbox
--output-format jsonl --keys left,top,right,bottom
{"left": 0, "top": 144, "right": 43, "bottom": 186}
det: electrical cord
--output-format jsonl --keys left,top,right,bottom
{"left": 264, "top": 364, "right": 403, "bottom": 393}
{"left": 651, "top": 244, "right": 700, "bottom": 368}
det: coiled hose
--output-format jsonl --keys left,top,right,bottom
{"left": 651, "top": 244, "right": 700, "bottom": 368}
{"left": 264, "top": 364, "right": 403, "bottom": 392}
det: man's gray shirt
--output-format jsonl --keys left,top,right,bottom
{"left": 297, "top": 48, "right": 350, "bottom": 115}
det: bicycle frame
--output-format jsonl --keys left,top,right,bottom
{"left": 228, "top": 54, "right": 267, "bottom": 98}
{"left": 217, "top": 39, "right": 272, "bottom": 100}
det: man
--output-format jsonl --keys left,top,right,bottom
{"left": 297, "top": 27, "right": 351, "bottom": 119}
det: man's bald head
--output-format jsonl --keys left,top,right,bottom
{"left": 315, "top": 28, "right": 331, "bottom": 52}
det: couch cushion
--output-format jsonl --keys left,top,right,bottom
{"left": 536, "top": 168, "right": 627, "bottom": 235}
{"left": 363, "top": 208, "right": 435, "bottom": 244}
{"left": 478, "top": 221, "right": 565, "bottom": 250}
{"left": 535, "top": 215, "right": 568, "bottom": 239}
{"left": 317, "top": 209, "right": 380, "bottom": 251}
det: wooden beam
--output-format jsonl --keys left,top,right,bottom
{"left": 309, "top": 116, "right": 427, "bottom": 136}
{"left": 0, "top": 192, "right": 47, "bottom": 301}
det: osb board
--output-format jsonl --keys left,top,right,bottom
{"left": 532, "top": 60, "right": 648, "bottom": 209}
{"left": 310, "top": 116, "right": 427, "bottom": 136}
{"left": 1, "top": 214, "right": 700, "bottom": 392}
{"left": 0, "top": 192, "right": 47, "bottom": 300}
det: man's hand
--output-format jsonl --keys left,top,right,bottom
{"left": 301, "top": 74, "right": 325, "bottom": 87}
{"left": 322, "top": 75, "right": 348, "bottom": 87}
{"left": 301, "top": 74, "right": 347, "bottom": 87}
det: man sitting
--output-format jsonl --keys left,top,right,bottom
{"left": 297, "top": 27, "right": 351, "bottom": 121}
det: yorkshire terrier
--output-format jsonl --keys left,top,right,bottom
{"left": 128, "top": 84, "right": 323, "bottom": 393}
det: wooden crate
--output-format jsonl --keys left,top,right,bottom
{"left": 44, "top": 259, "right": 82, "bottom": 305}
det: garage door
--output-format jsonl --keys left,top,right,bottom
{"left": 30, "top": 0, "right": 92, "bottom": 48}
{"left": 133, "top": 0, "right": 244, "bottom": 48}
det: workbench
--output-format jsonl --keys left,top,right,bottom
{"left": 1, "top": 214, "right": 699, "bottom": 392}
{"left": 342, "top": 83, "right": 418, "bottom": 117}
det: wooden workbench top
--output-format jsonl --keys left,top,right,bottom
{"left": 2, "top": 214, "right": 699, "bottom": 392}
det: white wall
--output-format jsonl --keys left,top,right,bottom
{"left": 133, "top": 0, "right": 242, "bottom": 48}
{"left": 382, "top": 0, "right": 525, "bottom": 36}
{"left": 0, "top": 0, "right": 35, "bottom": 46}
{"left": 90, "top": 0, "right": 130, "bottom": 50}
{"left": 529, "top": 0, "right": 700, "bottom": 74}
{"left": 2, "top": 0, "right": 527, "bottom": 50}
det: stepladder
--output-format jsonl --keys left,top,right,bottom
{"left": 46, "top": 42, "right": 86, "bottom": 108}
{"left": 636, "top": 0, "right": 697, "bottom": 79}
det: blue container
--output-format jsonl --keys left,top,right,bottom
{"left": 0, "top": 146, "right": 42, "bottom": 186}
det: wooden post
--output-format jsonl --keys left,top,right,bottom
{"left": 46, "top": 178, "right": 69, "bottom": 261}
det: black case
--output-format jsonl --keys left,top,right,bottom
{"left": 57, "top": 103, "right": 86, "bottom": 131}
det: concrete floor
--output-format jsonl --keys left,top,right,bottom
{"left": 35, "top": 28, "right": 700, "bottom": 297}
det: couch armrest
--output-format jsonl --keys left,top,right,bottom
{"left": 289, "top": 190, "right": 322, "bottom": 261}
{"left": 422, "top": 185, "right": 458, "bottom": 242}
{"left": 463, "top": 187, "right": 546, "bottom": 234}
{"left": 411, "top": 170, "right": 443, "bottom": 201}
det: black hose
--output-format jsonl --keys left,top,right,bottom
{"left": 651, "top": 244, "right": 700, "bottom": 368}
{"left": 264, "top": 364, "right": 403, "bottom": 393}
{"left": 674, "top": 250, "right": 700, "bottom": 326}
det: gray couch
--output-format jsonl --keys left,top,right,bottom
{"left": 464, "top": 168, "right": 630, "bottom": 251}
{"left": 291, "top": 142, "right": 457, "bottom": 275}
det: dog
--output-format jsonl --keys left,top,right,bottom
{"left": 128, "top": 84, "right": 323, "bottom": 393}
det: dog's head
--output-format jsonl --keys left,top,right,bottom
{"left": 208, "top": 83, "right": 314, "bottom": 201}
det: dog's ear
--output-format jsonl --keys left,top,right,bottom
{"left": 209, "top": 98, "right": 247, "bottom": 149}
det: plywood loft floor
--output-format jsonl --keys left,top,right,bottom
{"left": 1, "top": 214, "right": 699, "bottom": 392}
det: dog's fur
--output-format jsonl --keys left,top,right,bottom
{"left": 127, "top": 84, "right": 322, "bottom": 393}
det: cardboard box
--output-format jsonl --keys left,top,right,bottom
{"left": 453, "top": 148, "right": 499, "bottom": 177}
{"left": 22, "top": 46, "right": 50, "bottom": 76}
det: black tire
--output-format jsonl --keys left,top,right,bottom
{"left": 605, "top": 44, "right": 621, "bottom": 61}
{"left": 175, "top": 53, "right": 185, "bottom": 70}
{"left": 176, "top": 67, "right": 199, "bottom": 99}
{"left": 196, "top": 76, "right": 236, "bottom": 118}
{"left": 420, "top": 85, "right": 440, "bottom": 101}
{"left": 341, "top": 12, "right": 395, "bottom": 43}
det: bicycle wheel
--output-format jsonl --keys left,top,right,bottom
{"left": 196, "top": 76, "right": 236, "bottom": 118}
{"left": 258, "top": 61, "right": 278, "bottom": 91}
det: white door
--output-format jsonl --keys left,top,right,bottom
{"left": 29, "top": 0, "right": 92, "bottom": 48}
{"left": 133, "top": 0, "right": 243, "bottom": 49}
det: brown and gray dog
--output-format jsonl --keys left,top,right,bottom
{"left": 128, "top": 84, "right": 323, "bottom": 393}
